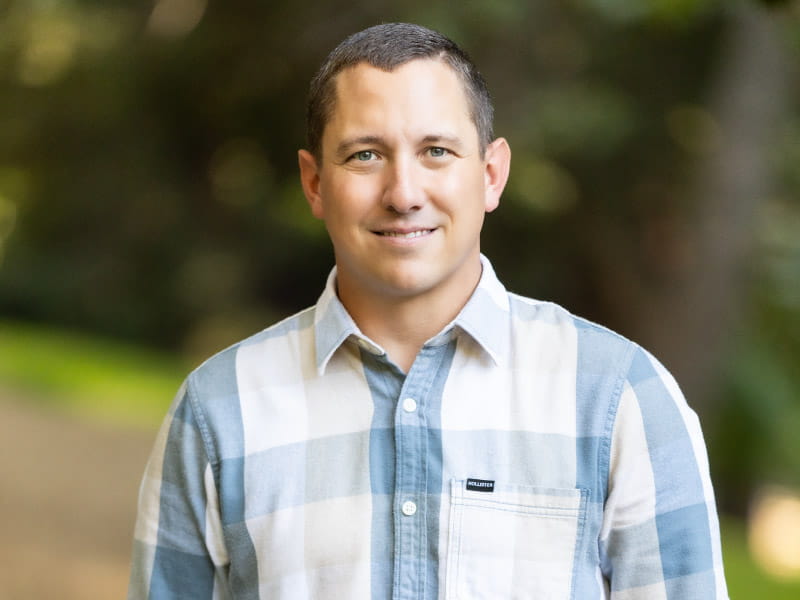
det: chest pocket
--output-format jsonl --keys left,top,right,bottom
{"left": 445, "top": 479, "right": 588, "bottom": 600}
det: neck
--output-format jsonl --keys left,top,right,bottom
{"left": 337, "top": 264, "right": 482, "bottom": 373}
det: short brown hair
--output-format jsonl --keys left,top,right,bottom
{"left": 305, "top": 23, "right": 494, "bottom": 161}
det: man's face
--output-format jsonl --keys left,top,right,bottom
{"left": 299, "top": 59, "right": 509, "bottom": 307}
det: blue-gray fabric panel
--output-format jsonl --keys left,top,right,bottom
{"left": 656, "top": 504, "right": 714, "bottom": 581}
{"left": 394, "top": 341, "right": 455, "bottom": 598}
{"left": 150, "top": 546, "right": 215, "bottom": 600}
{"left": 188, "top": 342, "right": 259, "bottom": 599}
{"left": 665, "top": 568, "right": 717, "bottom": 599}
{"left": 157, "top": 394, "right": 208, "bottom": 555}
{"left": 441, "top": 429, "right": 578, "bottom": 489}
{"left": 572, "top": 317, "right": 633, "bottom": 599}
{"left": 419, "top": 342, "right": 454, "bottom": 598}
{"left": 603, "top": 517, "right": 664, "bottom": 590}
{"left": 152, "top": 390, "right": 216, "bottom": 599}
{"left": 628, "top": 348, "right": 713, "bottom": 585}
{"left": 362, "top": 349, "right": 403, "bottom": 600}
{"left": 227, "top": 431, "right": 372, "bottom": 519}
{"left": 305, "top": 431, "right": 371, "bottom": 502}
{"left": 219, "top": 456, "right": 246, "bottom": 525}
{"left": 225, "top": 520, "right": 261, "bottom": 599}
{"left": 188, "top": 345, "right": 245, "bottom": 462}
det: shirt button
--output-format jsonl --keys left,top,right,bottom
{"left": 401, "top": 501, "right": 417, "bottom": 516}
{"left": 402, "top": 397, "right": 417, "bottom": 413}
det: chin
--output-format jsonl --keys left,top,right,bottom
{"left": 369, "top": 266, "right": 437, "bottom": 298}
{"left": 378, "top": 277, "right": 433, "bottom": 299}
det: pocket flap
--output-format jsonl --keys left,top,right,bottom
{"left": 452, "top": 479, "right": 587, "bottom": 516}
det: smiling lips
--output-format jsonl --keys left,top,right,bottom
{"left": 375, "top": 228, "right": 436, "bottom": 239}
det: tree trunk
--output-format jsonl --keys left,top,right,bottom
{"left": 639, "top": 2, "right": 791, "bottom": 417}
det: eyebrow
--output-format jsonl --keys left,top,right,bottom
{"left": 335, "top": 133, "right": 466, "bottom": 159}
{"left": 421, "top": 134, "right": 464, "bottom": 149}
{"left": 335, "top": 136, "right": 386, "bottom": 159}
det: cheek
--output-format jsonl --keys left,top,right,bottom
{"left": 437, "top": 170, "right": 486, "bottom": 211}
{"left": 319, "top": 179, "right": 372, "bottom": 226}
{"left": 333, "top": 175, "right": 382, "bottom": 207}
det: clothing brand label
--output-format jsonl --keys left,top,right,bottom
{"left": 466, "top": 478, "right": 495, "bottom": 492}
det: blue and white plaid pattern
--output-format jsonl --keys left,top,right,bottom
{"left": 129, "top": 256, "right": 728, "bottom": 599}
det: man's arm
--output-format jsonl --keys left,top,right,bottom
{"left": 599, "top": 347, "right": 728, "bottom": 598}
{"left": 128, "top": 381, "right": 227, "bottom": 600}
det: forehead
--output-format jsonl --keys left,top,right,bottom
{"left": 333, "top": 57, "right": 464, "bottom": 92}
{"left": 325, "top": 59, "right": 474, "bottom": 138}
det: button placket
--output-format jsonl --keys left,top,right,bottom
{"left": 393, "top": 343, "right": 451, "bottom": 598}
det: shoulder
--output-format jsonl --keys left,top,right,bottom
{"left": 186, "top": 305, "right": 316, "bottom": 399}
{"left": 170, "top": 305, "right": 317, "bottom": 460}
{"left": 507, "top": 292, "right": 637, "bottom": 366}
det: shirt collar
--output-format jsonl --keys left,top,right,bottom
{"left": 313, "top": 254, "right": 510, "bottom": 374}
{"left": 450, "top": 254, "right": 510, "bottom": 366}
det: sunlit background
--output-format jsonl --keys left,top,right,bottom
{"left": 1, "top": 0, "right": 799, "bottom": 597}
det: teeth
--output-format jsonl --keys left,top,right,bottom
{"left": 380, "top": 230, "right": 432, "bottom": 238}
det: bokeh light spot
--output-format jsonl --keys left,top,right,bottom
{"left": 749, "top": 487, "right": 800, "bottom": 580}
{"left": 146, "top": 0, "right": 207, "bottom": 38}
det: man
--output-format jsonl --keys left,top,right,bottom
{"left": 129, "top": 22, "right": 728, "bottom": 599}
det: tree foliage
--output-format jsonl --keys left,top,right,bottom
{"left": 1, "top": 0, "right": 798, "bottom": 506}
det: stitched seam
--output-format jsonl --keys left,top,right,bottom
{"left": 185, "top": 374, "right": 219, "bottom": 484}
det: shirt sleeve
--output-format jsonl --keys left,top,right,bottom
{"left": 599, "top": 347, "right": 729, "bottom": 599}
{"left": 128, "top": 380, "right": 228, "bottom": 600}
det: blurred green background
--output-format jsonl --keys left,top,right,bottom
{"left": 1, "top": 0, "right": 799, "bottom": 597}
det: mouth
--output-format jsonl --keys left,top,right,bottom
{"left": 374, "top": 228, "right": 436, "bottom": 239}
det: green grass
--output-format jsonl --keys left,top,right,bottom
{"left": 0, "top": 319, "right": 188, "bottom": 428}
{"left": 721, "top": 515, "right": 800, "bottom": 598}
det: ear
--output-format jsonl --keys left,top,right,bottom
{"left": 298, "top": 149, "right": 324, "bottom": 219}
{"left": 482, "top": 137, "right": 511, "bottom": 213}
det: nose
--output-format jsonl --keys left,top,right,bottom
{"left": 382, "top": 156, "right": 425, "bottom": 213}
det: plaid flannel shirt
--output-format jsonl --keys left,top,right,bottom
{"left": 129, "top": 255, "right": 728, "bottom": 599}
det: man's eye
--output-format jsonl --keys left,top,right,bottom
{"left": 428, "top": 147, "right": 448, "bottom": 158}
{"left": 353, "top": 150, "right": 375, "bottom": 161}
